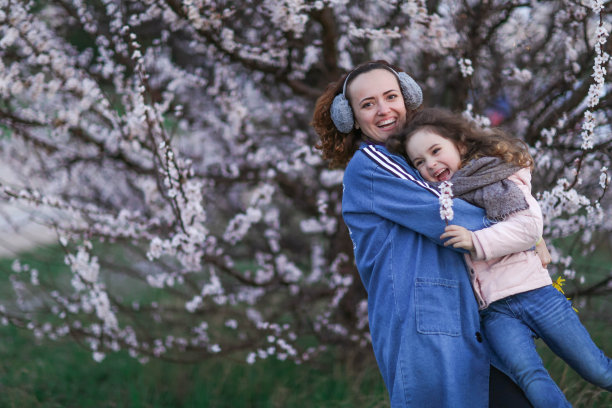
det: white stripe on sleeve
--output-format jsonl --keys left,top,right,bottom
{"left": 362, "top": 145, "right": 440, "bottom": 197}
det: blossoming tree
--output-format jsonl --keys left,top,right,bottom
{"left": 0, "top": 0, "right": 610, "bottom": 364}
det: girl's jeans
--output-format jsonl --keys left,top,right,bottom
{"left": 480, "top": 285, "right": 612, "bottom": 408}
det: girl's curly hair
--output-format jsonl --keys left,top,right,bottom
{"left": 386, "top": 107, "right": 533, "bottom": 169}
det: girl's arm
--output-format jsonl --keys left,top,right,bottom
{"left": 442, "top": 223, "right": 551, "bottom": 265}
{"left": 443, "top": 168, "right": 544, "bottom": 261}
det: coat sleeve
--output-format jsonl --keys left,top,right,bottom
{"left": 470, "top": 168, "right": 543, "bottom": 261}
{"left": 350, "top": 154, "right": 487, "bottom": 248}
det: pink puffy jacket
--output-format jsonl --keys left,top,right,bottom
{"left": 465, "top": 168, "right": 552, "bottom": 309}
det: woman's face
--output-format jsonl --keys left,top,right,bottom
{"left": 347, "top": 69, "right": 407, "bottom": 142}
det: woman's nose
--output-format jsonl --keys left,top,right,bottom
{"left": 377, "top": 101, "right": 391, "bottom": 115}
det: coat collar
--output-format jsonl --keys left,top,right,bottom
{"left": 359, "top": 142, "right": 429, "bottom": 183}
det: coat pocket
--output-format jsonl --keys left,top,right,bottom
{"left": 415, "top": 277, "right": 461, "bottom": 336}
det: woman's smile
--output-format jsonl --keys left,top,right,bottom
{"left": 347, "top": 69, "right": 407, "bottom": 142}
{"left": 378, "top": 118, "right": 397, "bottom": 128}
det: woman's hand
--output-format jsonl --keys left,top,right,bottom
{"left": 535, "top": 238, "right": 552, "bottom": 268}
{"left": 440, "top": 225, "right": 474, "bottom": 251}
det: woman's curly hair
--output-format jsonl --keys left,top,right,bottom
{"left": 386, "top": 108, "right": 533, "bottom": 170}
{"left": 311, "top": 60, "right": 419, "bottom": 168}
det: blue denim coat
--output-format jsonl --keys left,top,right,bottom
{"left": 342, "top": 144, "right": 491, "bottom": 407}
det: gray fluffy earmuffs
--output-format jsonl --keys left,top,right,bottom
{"left": 330, "top": 68, "right": 423, "bottom": 134}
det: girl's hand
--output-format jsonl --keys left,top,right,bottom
{"left": 535, "top": 239, "right": 552, "bottom": 268}
{"left": 440, "top": 225, "right": 474, "bottom": 251}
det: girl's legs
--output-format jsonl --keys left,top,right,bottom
{"left": 481, "top": 298, "right": 571, "bottom": 408}
{"left": 517, "top": 285, "right": 612, "bottom": 391}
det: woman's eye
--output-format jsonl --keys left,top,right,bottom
{"left": 432, "top": 148, "right": 440, "bottom": 154}
{"left": 361, "top": 102, "right": 372, "bottom": 109}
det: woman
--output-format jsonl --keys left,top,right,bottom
{"left": 312, "top": 60, "right": 536, "bottom": 407}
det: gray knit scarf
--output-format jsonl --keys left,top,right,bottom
{"left": 434, "top": 156, "right": 528, "bottom": 221}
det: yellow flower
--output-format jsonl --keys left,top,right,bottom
{"left": 552, "top": 276, "right": 565, "bottom": 294}
{"left": 552, "top": 276, "right": 578, "bottom": 313}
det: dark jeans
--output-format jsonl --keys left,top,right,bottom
{"left": 489, "top": 365, "right": 533, "bottom": 408}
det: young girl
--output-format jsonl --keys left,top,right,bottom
{"left": 387, "top": 107, "right": 612, "bottom": 408}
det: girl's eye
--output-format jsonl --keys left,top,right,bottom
{"left": 361, "top": 102, "right": 373, "bottom": 109}
{"left": 413, "top": 160, "right": 423, "bottom": 167}
{"left": 432, "top": 148, "right": 440, "bottom": 154}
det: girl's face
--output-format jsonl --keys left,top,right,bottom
{"left": 347, "top": 69, "right": 407, "bottom": 142}
{"left": 405, "top": 129, "right": 463, "bottom": 182}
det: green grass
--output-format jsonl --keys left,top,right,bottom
{"left": 0, "top": 321, "right": 609, "bottom": 408}
{"left": 0, "top": 325, "right": 389, "bottom": 408}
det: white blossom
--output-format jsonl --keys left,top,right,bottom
{"left": 439, "top": 181, "right": 454, "bottom": 222}
{"left": 92, "top": 351, "right": 106, "bottom": 362}
{"left": 458, "top": 58, "right": 474, "bottom": 77}
{"left": 600, "top": 167, "right": 608, "bottom": 189}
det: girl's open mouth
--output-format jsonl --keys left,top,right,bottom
{"left": 435, "top": 169, "right": 451, "bottom": 182}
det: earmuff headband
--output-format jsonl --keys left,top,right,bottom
{"left": 330, "top": 65, "right": 423, "bottom": 134}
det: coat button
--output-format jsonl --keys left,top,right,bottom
{"left": 475, "top": 331, "right": 483, "bottom": 343}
